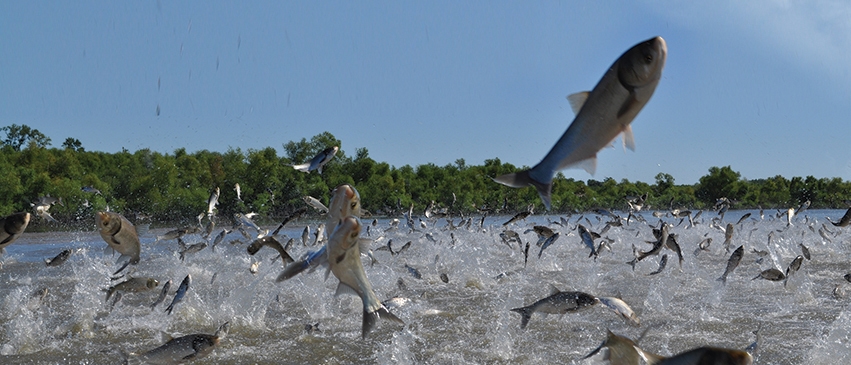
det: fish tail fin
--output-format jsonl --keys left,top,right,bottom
{"left": 510, "top": 306, "right": 533, "bottom": 330}
{"left": 362, "top": 307, "right": 404, "bottom": 338}
{"left": 717, "top": 275, "right": 727, "bottom": 284}
{"left": 493, "top": 170, "right": 553, "bottom": 210}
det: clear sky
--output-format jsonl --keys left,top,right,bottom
{"left": 2, "top": 1, "right": 850, "bottom": 185}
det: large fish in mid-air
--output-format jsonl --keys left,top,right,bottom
{"left": 494, "top": 37, "right": 667, "bottom": 209}
{"left": 0, "top": 212, "right": 31, "bottom": 253}
{"left": 96, "top": 211, "right": 141, "bottom": 274}
{"left": 327, "top": 216, "right": 403, "bottom": 338}
{"left": 291, "top": 146, "right": 339, "bottom": 174}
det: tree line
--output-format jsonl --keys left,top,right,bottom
{"left": 2, "top": 123, "right": 849, "bottom": 226}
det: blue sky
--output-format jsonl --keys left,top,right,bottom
{"left": 2, "top": 1, "right": 850, "bottom": 184}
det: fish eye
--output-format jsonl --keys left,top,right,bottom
{"left": 644, "top": 54, "right": 653, "bottom": 63}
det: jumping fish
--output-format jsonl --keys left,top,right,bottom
{"left": 537, "top": 232, "right": 561, "bottom": 258}
{"left": 783, "top": 255, "right": 804, "bottom": 287}
{"left": 234, "top": 183, "right": 242, "bottom": 201}
{"left": 578, "top": 224, "right": 600, "bottom": 259}
{"left": 291, "top": 146, "right": 339, "bottom": 174}
{"left": 510, "top": 286, "right": 639, "bottom": 329}
{"left": 206, "top": 187, "right": 219, "bottom": 217}
{"left": 105, "top": 277, "right": 159, "bottom": 302}
{"left": 828, "top": 207, "right": 851, "bottom": 227}
{"left": 247, "top": 236, "right": 294, "bottom": 267}
{"left": 45, "top": 249, "right": 72, "bottom": 266}
{"left": 723, "top": 223, "right": 734, "bottom": 252}
{"left": 303, "top": 196, "right": 329, "bottom": 213}
{"left": 493, "top": 37, "right": 667, "bottom": 209}
{"left": 151, "top": 279, "right": 172, "bottom": 310}
{"left": 327, "top": 216, "right": 403, "bottom": 338}
{"left": 717, "top": 245, "right": 744, "bottom": 284}
{"left": 123, "top": 322, "right": 228, "bottom": 364}
{"left": 752, "top": 268, "right": 785, "bottom": 282}
{"left": 0, "top": 212, "right": 31, "bottom": 253}
{"left": 278, "top": 184, "right": 363, "bottom": 281}
{"left": 96, "top": 211, "right": 141, "bottom": 274}
{"left": 165, "top": 274, "right": 191, "bottom": 315}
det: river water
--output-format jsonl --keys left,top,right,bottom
{"left": 1, "top": 209, "right": 850, "bottom": 364}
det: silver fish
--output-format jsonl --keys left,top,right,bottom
{"left": 279, "top": 184, "right": 363, "bottom": 281}
{"left": 723, "top": 223, "right": 734, "bottom": 252}
{"left": 717, "top": 245, "right": 744, "bottom": 284}
{"left": 503, "top": 207, "right": 533, "bottom": 226}
{"left": 578, "top": 224, "right": 600, "bottom": 259}
{"left": 537, "top": 232, "right": 560, "bottom": 258}
{"left": 327, "top": 216, "right": 403, "bottom": 338}
{"left": 96, "top": 211, "right": 141, "bottom": 273}
{"left": 494, "top": 37, "right": 667, "bottom": 209}
{"left": 234, "top": 183, "right": 242, "bottom": 201}
{"left": 828, "top": 207, "right": 851, "bottom": 227}
{"left": 247, "top": 236, "right": 294, "bottom": 267}
{"left": 178, "top": 241, "right": 207, "bottom": 261}
{"left": 799, "top": 243, "right": 810, "bottom": 260}
{"left": 125, "top": 322, "right": 228, "bottom": 364}
{"left": 105, "top": 277, "right": 159, "bottom": 302}
{"left": 0, "top": 212, "right": 31, "bottom": 253}
{"left": 45, "top": 249, "right": 71, "bottom": 266}
{"left": 784, "top": 255, "right": 804, "bottom": 287}
{"left": 303, "top": 195, "right": 329, "bottom": 213}
{"left": 512, "top": 288, "right": 637, "bottom": 330}
{"left": 165, "top": 274, "right": 191, "bottom": 315}
{"left": 291, "top": 146, "right": 339, "bottom": 174}
{"left": 151, "top": 279, "right": 172, "bottom": 310}
{"left": 206, "top": 187, "right": 219, "bottom": 217}
{"left": 301, "top": 226, "right": 310, "bottom": 246}
{"left": 752, "top": 268, "right": 785, "bottom": 282}
{"left": 211, "top": 228, "right": 231, "bottom": 250}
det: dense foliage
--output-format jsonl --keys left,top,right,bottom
{"left": 3, "top": 124, "right": 850, "bottom": 225}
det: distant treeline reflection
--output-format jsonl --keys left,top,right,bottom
{"left": 1, "top": 124, "right": 847, "bottom": 224}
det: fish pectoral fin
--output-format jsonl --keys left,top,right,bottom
{"left": 622, "top": 124, "right": 636, "bottom": 151}
{"left": 576, "top": 157, "right": 597, "bottom": 175}
{"left": 334, "top": 282, "right": 360, "bottom": 297}
{"left": 547, "top": 284, "right": 561, "bottom": 296}
{"left": 566, "top": 91, "right": 590, "bottom": 115}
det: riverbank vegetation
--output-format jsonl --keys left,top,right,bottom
{"left": 2, "top": 124, "right": 848, "bottom": 225}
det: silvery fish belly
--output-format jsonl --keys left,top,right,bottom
{"left": 96, "top": 211, "right": 141, "bottom": 265}
{"left": 327, "top": 216, "right": 402, "bottom": 338}
{"left": 494, "top": 36, "right": 667, "bottom": 209}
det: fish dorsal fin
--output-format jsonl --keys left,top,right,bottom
{"left": 158, "top": 331, "right": 174, "bottom": 343}
{"left": 622, "top": 125, "right": 636, "bottom": 151}
{"left": 567, "top": 91, "right": 590, "bottom": 115}
{"left": 547, "top": 283, "right": 561, "bottom": 296}
{"left": 335, "top": 282, "right": 360, "bottom": 297}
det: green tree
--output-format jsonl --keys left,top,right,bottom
{"left": 1, "top": 124, "right": 52, "bottom": 151}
